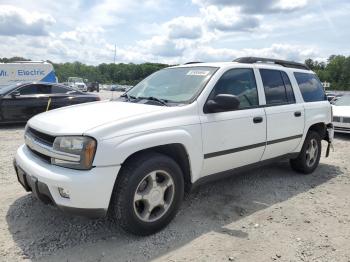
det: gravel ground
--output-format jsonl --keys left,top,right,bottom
{"left": 0, "top": 125, "right": 349, "bottom": 262}
{"left": 91, "top": 90, "right": 124, "bottom": 101}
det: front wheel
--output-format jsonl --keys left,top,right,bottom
{"left": 290, "top": 131, "right": 321, "bottom": 174}
{"left": 110, "top": 152, "right": 184, "bottom": 236}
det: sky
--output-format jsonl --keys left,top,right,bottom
{"left": 0, "top": 0, "right": 349, "bottom": 65}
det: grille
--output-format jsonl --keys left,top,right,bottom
{"left": 333, "top": 116, "right": 341, "bottom": 122}
{"left": 343, "top": 117, "right": 350, "bottom": 123}
{"left": 28, "top": 147, "right": 51, "bottom": 163}
{"left": 26, "top": 127, "right": 55, "bottom": 146}
{"left": 25, "top": 127, "right": 56, "bottom": 163}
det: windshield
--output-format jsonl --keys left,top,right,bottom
{"left": 0, "top": 83, "right": 21, "bottom": 95}
{"left": 334, "top": 95, "right": 350, "bottom": 106}
{"left": 126, "top": 66, "right": 218, "bottom": 103}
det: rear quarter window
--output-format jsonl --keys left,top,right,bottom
{"left": 294, "top": 72, "right": 326, "bottom": 102}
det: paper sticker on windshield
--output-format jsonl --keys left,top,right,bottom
{"left": 187, "top": 70, "right": 210, "bottom": 76}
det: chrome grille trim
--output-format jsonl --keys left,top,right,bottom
{"left": 24, "top": 131, "right": 80, "bottom": 162}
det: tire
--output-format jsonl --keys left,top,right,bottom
{"left": 110, "top": 152, "right": 184, "bottom": 236}
{"left": 290, "top": 131, "right": 321, "bottom": 174}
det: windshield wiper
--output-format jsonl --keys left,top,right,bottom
{"left": 137, "top": 96, "right": 169, "bottom": 106}
{"left": 120, "top": 93, "right": 137, "bottom": 101}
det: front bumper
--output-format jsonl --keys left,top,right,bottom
{"left": 333, "top": 123, "right": 350, "bottom": 134}
{"left": 14, "top": 144, "right": 120, "bottom": 218}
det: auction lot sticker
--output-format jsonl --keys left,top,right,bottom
{"left": 187, "top": 70, "right": 210, "bottom": 76}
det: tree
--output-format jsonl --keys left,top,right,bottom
{"left": 1, "top": 55, "right": 349, "bottom": 90}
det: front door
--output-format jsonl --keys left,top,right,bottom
{"left": 2, "top": 84, "right": 49, "bottom": 122}
{"left": 200, "top": 68, "right": 266, "bottom": 177}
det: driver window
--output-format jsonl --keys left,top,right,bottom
{"left": 18, "top": 84, "right": 52, "bottom": 95}
{"left": 209, "top": 68, "right": 259, "bottom": 109}
{"left": 18, "top": 85, "right": 38, "bottom": 95}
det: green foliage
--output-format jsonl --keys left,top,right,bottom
{"left": 305, "top": 55, "right": 350, "bottom": 91}
{"left": 0, "top": 57, "right": 30, "bottom": 63}
{"left": 2, "top": 55, "right": 350, "bottom": 90}
{"left": 53, "top": 61, "right": 169, "bottom": 85}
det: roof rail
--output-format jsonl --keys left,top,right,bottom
{"left": 233, "top": 57, "right": 310, "bottom": 70}
{"left": 11, "top": 60, "right": 47, "bottom": 64}
{"left": 184, "top": 61, "right": 203, "bottom": 65}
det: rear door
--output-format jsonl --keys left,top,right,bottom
{"left": 258, "top": 69, "right": 305, "bottom": 160}
{"left": 48, "top": 85, "right": 77, "bottom": 110}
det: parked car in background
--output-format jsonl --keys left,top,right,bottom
{"left": 109, "top": 84, "right": 124, "bottom": 91}
{"left": 0, "top": 82, "right": 100, "bottom": 124}
{"left": 326, "top": 93, "right": 336, "bottom": 102}
{"left": 109, "top": 84, "right": 131, "bottom": 92}
{"left": 87, "top": 81, "right": 100, "bottom": 92}
{"left": 67, "top": 77, "right": 87, "bottom": 92}
{"left": 332, "top": 94, "right": 350, "bottom": 133}
{"left": 330, "top": 94, "right": 343, "bottom": 104}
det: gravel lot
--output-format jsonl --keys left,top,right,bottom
{"left": 89, "top": 90, "right": 124, "bottom": 101}
{"left": 0, "top": 107, "right": 350, "bottom": 261}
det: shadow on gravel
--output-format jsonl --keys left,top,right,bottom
{"left": 335, "top": 133, "right": 350, "bottom": 141}
{"left": 0, "top": 123, "right": 25, "bottom": 130}
{"left": 6, "top": 161, "right": 342, "bottom": 261}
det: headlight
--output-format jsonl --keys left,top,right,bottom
{"left": 51, "top": 136, "right": 97, "bottom": 170}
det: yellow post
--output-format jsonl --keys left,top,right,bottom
{"left": 46, "top": 97, "right": 52, "bottom": 111}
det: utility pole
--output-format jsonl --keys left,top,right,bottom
{"left": 113, "top": 44, "right": 117, "bottom": 64}
{"left": 114, "top": 44, "right": 116, "bottom": 64}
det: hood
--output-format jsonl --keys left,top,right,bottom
{"left": 332, "top": 105, "right": 350, "bottom": 117}
{"left": 28, "top": 101, "right": 166, "bottom": 135}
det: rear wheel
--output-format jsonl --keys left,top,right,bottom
{"left": 290, "top": 131, "right": 321, "bottom": 174}
{"left": 110, "top": 152, "right": 184, "bottom": 236}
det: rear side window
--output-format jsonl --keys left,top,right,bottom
{"left": 19, "top": 84, "right": 51, "bottom": 95}
{"left": 51, "top": 85, "right": 71, "bottom": 94}
{"left": 294, "top": 72, "right": 326, "bottom": 102}
{"left": 208, "top": 68, "right": 259, "bottom": 109}
{"left": 260, "top": 69, "right": 295, "bottom": 105}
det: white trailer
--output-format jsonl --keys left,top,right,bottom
{"left": 0, "top": 61, "right": 57, "bottom": 88}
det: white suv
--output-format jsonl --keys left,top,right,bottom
{"left": 14, "top": 57, "right": 334, "bottom": 235}
{"left": 67, "top": 77, "right": 87, "bottom": 92}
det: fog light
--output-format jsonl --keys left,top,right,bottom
{"left": 58, "top": 187, "right": 70, "bottom": 199}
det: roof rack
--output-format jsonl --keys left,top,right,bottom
{"left": 184, "top": 61, "right": 203, "bottom": 65}
{"left": 11, "top": 60, "right": 46, "bottom": 64}
{"left": 233, "top": 57, "right": 310, "bottom": 70}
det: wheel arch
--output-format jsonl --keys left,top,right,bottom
{"left": 307, "top": 122, "right": 327, "bottom": 139}
{"left": 105, "top": 129, "right": 203, "bottom": 191}
{"left": 121, "top": 143, "right": 193, "bottom": 192}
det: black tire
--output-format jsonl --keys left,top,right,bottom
{"left": 290, "top": 131, "right": 321, "bottom": 174}
{"left": 109, "top": 152, "right": 184, "bottom": 236}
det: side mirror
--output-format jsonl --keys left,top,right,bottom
{"left": 205, "top": 94, "right": 240, "bottom": 113}
{"left": 11, "top": 91, "right": 20, "bottom": 98}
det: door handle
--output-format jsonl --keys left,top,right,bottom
{"left": 253, "top": 116, "right": 263, "bottom": 124}
{"left": 294, "top": 111, "right": 302, "bottom": 117}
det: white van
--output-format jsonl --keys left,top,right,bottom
{"left": 0, "top": 61, "right": 57, "bottom": 88}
